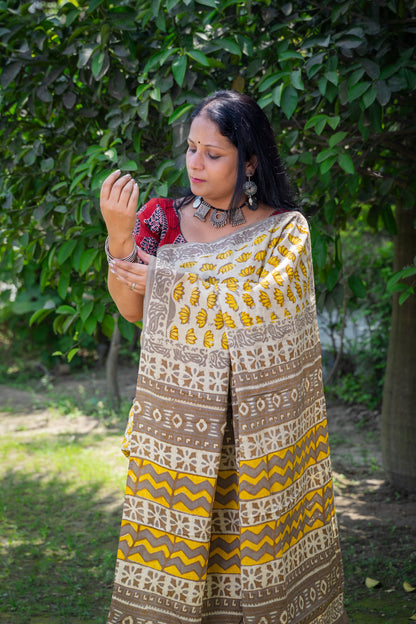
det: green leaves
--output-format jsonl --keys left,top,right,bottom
{"left": 387, "top": 264, "right": 416, "bottom": 305}
{"left": 348, "top": 81, "right": 371, "bottom": 103}
{"left": 281, "top": 86, "right": 298, "bottom": 119}
{"left": 0, "top": 61, "right": 23, "bottom": 88}
{"left": 381, "top": 205, "right": 397, "bottom": 235}
{"left": 305, "top": 115, "right": 340, "bottom": 134}
{"left": 348, "top": 274, "right": 366, "bottom": 299}
{"left": 57, "top": 240, "right": 78, "bottom": 265}
{"left": 302, "top": 34, "right": 331, "bottom": 49}
{"left": 338, "top": 153, "right": 354, "bottom": 174}
{"left": 91, "top": 50, "right": 110, "bottom": 80}
{"left": 168, "top": 102, "right": 194, "bottom": 124}
{"left": 376, "top": 80, "right": 391, "bottom": 106}
{"left": 329, "top": 131, "right": 348, "bottom": 148}
{"left": 187, "top": 49, "right": 210, "bottom": 67}
{"left": 195, "top": 0, "right": 217, "bottom": 6}
{"left": 172, "top": 56, "right": 187, "bottom": 86}
{"left": 212, "top": 38, "right": 241, "bottom": 57}
{"left": 87, "top": 0, "right": 105, "bottom": 12}
{"left": 311, "top": 230, "right": 328, "bottom": 270}
{"left": 1, "top": 0, "right": 415, "bottom": 360}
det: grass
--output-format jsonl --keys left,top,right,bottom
{"left": 1, "top": 373, "right": 415, "bottom": 623}
{"left": 0, "top": 410, "right": 127, "bottom": 624}
{"left": 333, "top": 469, "right": 416, "bottom": 623}
{"left": 340, "top": 527, "right": 416, "bottom": 621}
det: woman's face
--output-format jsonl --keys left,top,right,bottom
{"left": 186, "top": 112, "right": 240, "bottom": 210}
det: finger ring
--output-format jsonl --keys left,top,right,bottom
{"left": 131, "top": 282, "right": 136, "bottom": 291}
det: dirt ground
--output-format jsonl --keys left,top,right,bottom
{"left": 1, "top": 365, "right": 416, "bottom": 616}
{"left": 2, "top": 365, "right": 416, "bottom": 535}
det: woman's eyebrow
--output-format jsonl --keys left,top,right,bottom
{"left": 187, "top": 137, "right": 227, "bottom": 150}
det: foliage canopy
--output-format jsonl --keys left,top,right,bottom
{"left": 0, "top": 0, "right": 415, "bottom": 352}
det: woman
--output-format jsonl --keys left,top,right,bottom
{"left": 100, "top": 90, "right": 347, "bottom": 624}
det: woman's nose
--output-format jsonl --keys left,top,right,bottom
{"left": 189, "top": 150, "right": 203, "bottom": 169}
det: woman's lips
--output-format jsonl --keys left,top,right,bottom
{"left": 190, "top": 176, "right": 205, "bottom": 184}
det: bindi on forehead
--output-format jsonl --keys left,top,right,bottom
{"left": 188, "top": 136, "right": 227, "bottom": 150}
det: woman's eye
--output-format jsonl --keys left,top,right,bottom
{"left": 187, "top": 147, "right": 219, "bottom": 160}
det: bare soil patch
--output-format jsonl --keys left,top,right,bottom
{"left": 1, "top": 366, "right": 416, "bottom": 621}
{"left": 1, "top": 367, "right": 415, "bottom": 533}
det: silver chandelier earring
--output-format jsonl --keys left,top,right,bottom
{"left": 243, "top": 172, "right": 258, "bottom": 211}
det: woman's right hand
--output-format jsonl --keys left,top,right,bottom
{"left": 100, "top": 171, "right": 145, "bottom": 321}
{"left": 100, "top": 170, "right": 139, "bottom": 243}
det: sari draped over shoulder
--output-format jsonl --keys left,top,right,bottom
{"left": 107, "top": 211, "right": 347, "bottom": 624}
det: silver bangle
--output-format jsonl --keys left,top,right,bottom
{"left": 105, "top": 236, "right": 138, "bottom": 263}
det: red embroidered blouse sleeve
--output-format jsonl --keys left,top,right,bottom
{"left": 133, "top": 198, "right": 184, "bottom": 262}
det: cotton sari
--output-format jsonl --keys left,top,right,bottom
{"left": 107, "top": 210, "right": 347, "bottom": 624}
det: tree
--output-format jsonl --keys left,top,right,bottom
{"left": 1, "top": 0, "right": 415, "bottom": 489}
{"left": 381, "top": 206, "right": 416, "bottom": 492}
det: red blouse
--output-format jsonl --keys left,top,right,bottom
{"left": 133, "top": 198, "right": 184, "bottom": 262}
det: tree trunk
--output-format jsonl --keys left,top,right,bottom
{"left": 381, "top": 204, "right": 416, "bottom": 492}
{"left": 106, "top": 315, "right": 121, "bottom": 411}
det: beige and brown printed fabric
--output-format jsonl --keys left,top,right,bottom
{"left": 107, "top": 211, "right": 347, "bottom": 624}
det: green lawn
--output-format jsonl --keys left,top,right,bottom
{"left": 0, "top": 414, "right": 126, "bottom": 624}
{"left": 1, "top": 385, "right": 415, "bottom": 624}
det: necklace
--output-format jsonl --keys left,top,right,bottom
{"left": 193, "top": 196, "right": 246, "bottom": 228}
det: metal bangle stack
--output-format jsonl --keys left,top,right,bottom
{"left": 104, "top": 236, "right": 138, "bottom": 263}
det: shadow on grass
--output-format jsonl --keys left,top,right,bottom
{"left": 2, "top": 426, "right": 415, "bottom": 624}
{"left": 337, "top": 482, "right": 416, "bottom": 623}
{"left": 341, "top": 525, "right": 416, "bottom": 623}
{"left": 0, "top": 467, "right": 122, "bottom": 624}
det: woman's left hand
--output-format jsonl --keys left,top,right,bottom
{"left": 109, "top": 248, "right": 151, "bottom": 296}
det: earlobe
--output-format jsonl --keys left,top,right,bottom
{"left": 246, "top": 155, "right": 258, "bottom": 176}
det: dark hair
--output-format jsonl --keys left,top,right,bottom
{"left": 180, "top": 90, "right": 297, "bottom": 214}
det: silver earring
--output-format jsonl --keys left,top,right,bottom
{"left": 243, "top": 173, "right": 258, "bottom": 210}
